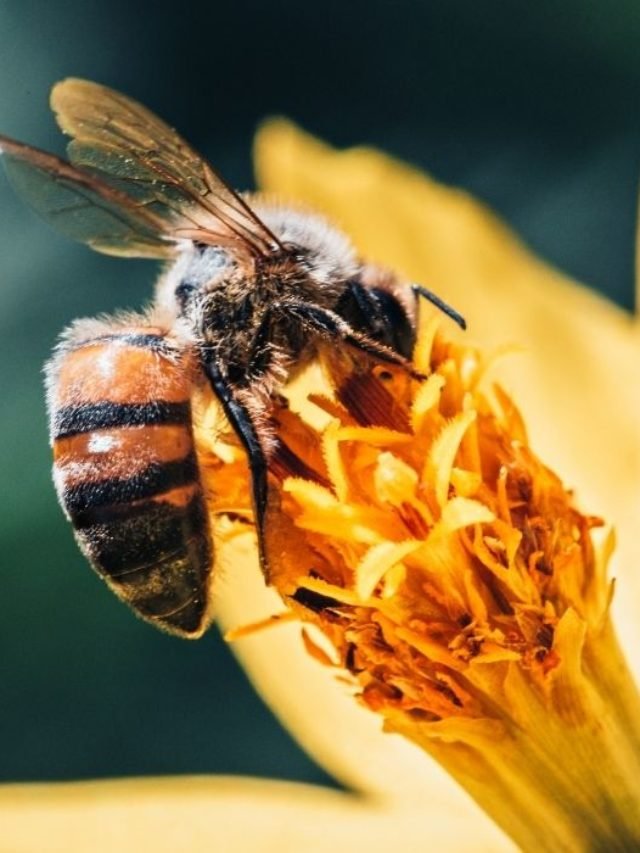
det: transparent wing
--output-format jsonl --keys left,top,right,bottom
{"left": 0, "top": 135, "right": 175, "bottom": 258}
{"left": 51, "top": 78, "right": 281, "bottom": 257}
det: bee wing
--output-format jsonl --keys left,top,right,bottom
{"left": 51, "top": 78, "right": 281, "bottom": 257}
{"left": 0, "top": 134, "right": 176, "bottom": 258}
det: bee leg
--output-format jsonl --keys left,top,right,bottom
{"left": 287, "top": 302, "right": 422, "bottom": 378}
{"left": 204, "top": 359, "right": 269, "bottom": 554}
{"left": 245, "top": 302, "right": 283, "bottom": 377}
{"left": 248, "top": 299, "right": 414, "bottom": 374}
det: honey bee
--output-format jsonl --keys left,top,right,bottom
{"left": 0, "top": 80, "right": 465, "bottom": 638}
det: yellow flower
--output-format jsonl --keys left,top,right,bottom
{"left": 214, "top": 123, "right": 640, "bottom": 849}
{"left": 2, "top": 123, "right": 640, "bottom": 851}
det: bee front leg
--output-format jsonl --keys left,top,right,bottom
{"left": 286, "top": 301, "right": 422, "bottom": 378}
{"left": 337, "top": 279, "right": 466, "bottom": 360}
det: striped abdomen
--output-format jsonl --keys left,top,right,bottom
{"left": 47, "top": 326, "right": 213, "bottom": 637}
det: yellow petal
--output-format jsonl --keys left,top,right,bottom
{"left": 354, "top": 540, "right": 423, "bottom": 600}
{"left": 439, "top": 496, "right": 495, "bottom": 533}
{"left": 0, "top": 776, "right": 515, "bottom": 853}
{"left": 424, "top": 411, "right": 477, "bottom": 509}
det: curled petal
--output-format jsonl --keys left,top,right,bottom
{"left": 0, "top": 776, "right": 516, "bottom": 852}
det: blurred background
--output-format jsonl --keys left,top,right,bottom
{"left": 1, "top": 0, "right": 639, "bottom": 786}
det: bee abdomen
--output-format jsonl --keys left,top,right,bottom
{"left": 47, "top": 326, "right": 213, "bottom": 637}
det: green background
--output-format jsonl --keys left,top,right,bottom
{"left": 0, "top": 1, "right": 638, "bottom": 784}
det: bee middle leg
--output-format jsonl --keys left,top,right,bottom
{"left": 204, "top": 359, "right": 269, "bottom": 559}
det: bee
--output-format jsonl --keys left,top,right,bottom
{"left": 0, "top": 79, "right": 465, "bottom": 638}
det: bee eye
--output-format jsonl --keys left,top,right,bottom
{"left": 175, "top": 281, "right": 196, "bottom": 309}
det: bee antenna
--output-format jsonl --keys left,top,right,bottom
{"left": 411, "top": 284, "right": 467, "bottom": 330}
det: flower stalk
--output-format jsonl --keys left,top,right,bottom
{"left": 197, "top": 308, "right": 640, "bottom": 852}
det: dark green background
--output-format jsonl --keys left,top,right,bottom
{"left": 1, "top": 1, "right": 638, "bottom": 784}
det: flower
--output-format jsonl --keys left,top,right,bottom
{"left": 212, "top": 122, "right": 640, "bottom": 848}
{"left": 2, "top": 123, "right": 640, "bottom": 851}
{"left": 210, "top": 310, "right": 640, "bottom": 848}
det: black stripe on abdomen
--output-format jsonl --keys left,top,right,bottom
{"left": 64, "top": 452, "right": 199, "bottom": 520}
{"left": 81, "top": 495, "right": 208, "bottom": 576}
{"left": 75, "top": 496, "right": 212, "bottom": 636}
{"left": 54, "top": 401, "right": 191, "bottom": 439}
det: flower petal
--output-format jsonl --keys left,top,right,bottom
{"left": 0, "top": 776, "right": 515, "bottom": 852}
